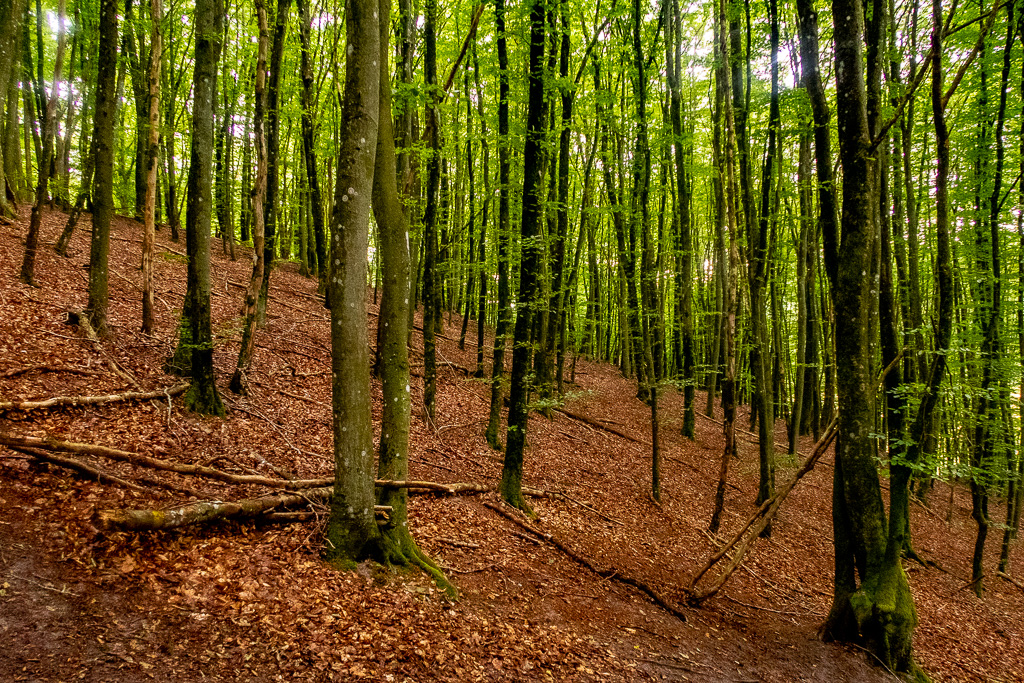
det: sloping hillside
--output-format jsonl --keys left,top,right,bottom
{"left": 0, "top": 208, "right": 1021, "bottom": 682}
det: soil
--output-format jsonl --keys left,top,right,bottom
{"left": 1, "top": 207, "right": 1022, "bottom": 682}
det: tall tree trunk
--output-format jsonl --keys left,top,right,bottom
{"left": 751, "top": 0, "right": 779, "bottom": 508}
{"left": 500, "top": 0, "right": 546, "bottom": 514}
{"left": 472, "top": 39, "right": 489, "bottom": 379}
{"left": 370, "top": 0, "right": 452, "bottom": 594}
{"left": 0, "top": 0, "right": 25, "bottom": 219}
{"left": 709, "top": 0, "right": 740, "bottom": 535}
{"left": 822, "top": 0, "right": 922, "bottom": 674}
{"left": 297, "top": 0, "right": 328, "bottom": 294}
{"left": 179, "top": 0, "right": 225, "bottom": 417}
{"left": 85, "top": 0, "right": 119, "bottom": 337}
{"left": 141, "top": 0, "right": 162, "bottom": 333}
{"left": 323, "top": 0, "right": 379, "bottom": 563}
{"left": 421, "top": 0, "right": 440, "bottom": 423}
{"left": 228, "top": 0, "right": 269, "bottom": 395}
{"left": 19, "top": 0, "right": 65, "bottom": 286}
{"left": 257, "top": 0, "right": 292, "bottom": 324}
{"left": 484, "top": 0, "right": 512, "bottom": 451}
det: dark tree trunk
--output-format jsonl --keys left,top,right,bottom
{"left": 484, "top": 0, "right": 512, "bottom": 451}
{"left": 85, "top": 0, "right": 119, "bottom": 337}
{"left": 179, "top": 0, "right": 225, "bottom": 417}
{"left": 500, "top": 0, "right": 546, "bottom": 514}
{"left": 257, "top": 0, "right": 292, "bottom": 324}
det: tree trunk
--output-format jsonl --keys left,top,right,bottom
{"left": 141, "top": 0, "right": 161, "bottom": 333}
{"left": 178, "top": 0, "right": 225, "bottom": 417}
{"left": 323, "top": 0, "right": 379, "bottom": 564}
{"left": 484, "top": 0, "right": 512, "bottom": 450}
{"left": 297, "top": 0, "right": 328, "bottom": 294}
{"left": 500, "top": 0, "right": 546, "bottom": 514}
{"left": 85, "top": 0, "right": 119, "bottom": 337}
{"left": 421, "top": 0, "right": 440, "bottom": 423}
{"left": 228, "top": 0, "right": 269, "bottom": 395}
{"left": 257, "top": 0, "right": 292, "bottom": 324}
{"left": 19, "top": 0, "right": 65, "bottom": 286}
{"left": 370, "top": 0, "right": 453, "bottom": 595}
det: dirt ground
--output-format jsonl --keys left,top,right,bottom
{"left": 1, "top": 208, "right": 1022, "bottom": 682}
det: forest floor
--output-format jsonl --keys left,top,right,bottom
{"left": 0, "top": 207, "right": 1022, "bottom": 682}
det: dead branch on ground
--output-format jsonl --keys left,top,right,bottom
{"left": 685, "top": 418, "right": 838, "bottom": 604}
{"left": 484, "top": 500, "right": 689, "bottom": 624}
{"left": 0, "top": 384, "right": 188, "bottom": 412}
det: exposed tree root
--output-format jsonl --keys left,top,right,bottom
{"left": 483, "top": 500, "right": 688, "bottom": 624}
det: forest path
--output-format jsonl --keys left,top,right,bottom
{"left": 0, "top": 208, "right": 1019, "bottom": 681}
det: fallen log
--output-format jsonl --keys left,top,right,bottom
{"left": 95, "top": 488, "right": 391, "bottom": 532}
{"left": 0, "top": 433, "right": 333, "bottom": 490}
{"left": 484, "top": 501, "right": 688, "bottom": 623}
{"left": 685, "top": 418, "right": 838, "bottom": 603}
{"left": 0, "top": 384, "right": 188, "bottom": 412}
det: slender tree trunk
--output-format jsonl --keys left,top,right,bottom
{"left": 228, "top": 0, "right": 269, "bottom": 396}
{"left": 710, "top": 0, "right": 739, "bottom": 535}
{"left": 370, "top": 0, "right": 452, "bottom": 594}
{"left": 484, "top": 0, "right": 512, "bottom": 450}
{"left": 421, "top": 0, "right": 440, "bottom": 423}
{"left": 19, "top": 0, "right": 65, "bottom": 286}
{"left": 297, "top": 0, "right": 328, "bottom": 294}
{"left": 257, "top": 0, "right": 292, "bottom": 324}
{"left": 141, "top": 0, "right": 162, "bottom": 333}
{"left": 85, "top": 0, "right": 119, "bottom": 337}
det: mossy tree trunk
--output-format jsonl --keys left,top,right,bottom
{"left": 179, "top": 0, "right": 225, "bottom": 417}
{"left": 323, "top": 0, "right": 379, "bottom": 565}
{"left": 85, "top": 0, "right": 119, "bottom": 338}
{"left": 821, "top": 0, "right": 924, "bottom": 676}
{"left": 371, "top": 0, "right": 453, "bottom": 596}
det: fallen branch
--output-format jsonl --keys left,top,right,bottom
{"left": 16, "top": 446, "right": 148, "bottom": 492}
{"left": 0, "top": 433, "right": 334, "bottom": 490}
{"left": 555, "top": 408, "right": 649, "bottom": 445}
{"left": 15, "top": 446, "right": 202, "bottom": 497}
{"left": 0, "top": 384, "right": 188, "bottom": 412}
{"left": 998, "top": 571, "right": 1024, "bottom": 593}
{"left": 685, "top": 419, "right": 837, "bottom": 603}
{"left": 95, "top": 488, "right": 392, "bottom": 532}
{"left": 68, "top": 311, "right": 141, "bottom": 389}
{"left": 1, "top": 364, "right": 107, "bottom": 379}
{"left": 484, "top": 500, "right": 688, "bottom": 624}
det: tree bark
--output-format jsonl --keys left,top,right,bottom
{"left": 178, "top": 0, "right": 225, "bottom": 416}
{"left": 141, "top": 0, "right": 162, "bottom": 333}
{"left": 85, "top": 0, "right": 119, "bottom": 337}
{"left": 323, "top": 0, "right": 379, "bottom": 564}
{"left": 229, "top": 0, "right": 269, "bottom": 395}
{"left": 500, "top": 0, "right": 546, "bottom": 514}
